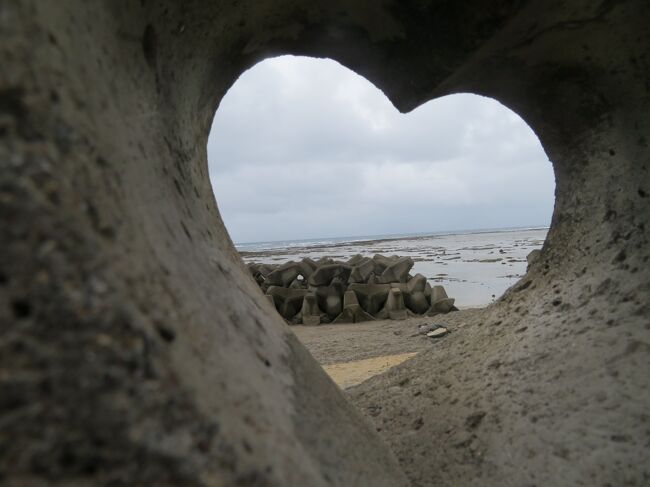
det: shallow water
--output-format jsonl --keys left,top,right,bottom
{"left": 239, "top": 228, "right": 547, "bottom": 307}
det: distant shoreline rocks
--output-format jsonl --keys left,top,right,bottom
{"left": 247, "top": 254, "right": 458, "bottom": 325}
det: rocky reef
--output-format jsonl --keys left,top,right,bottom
{"left": 248, "top": 254, "right": 457, "bottom": 324}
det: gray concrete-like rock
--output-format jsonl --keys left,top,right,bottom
{"left": 343, "top": 288, "right": 360, "bottom": 308}
{"left": 424, "top": 281, "right": 433, "bottom": 299}
{"left": 373, "top": 254, "right": 397, "bottom": 274}
{"left": 300, "top": 293, "right": 323, "bottom": 326}
{"left": 346, "top": 254, "right": 365, "bottom": 266}
{"left": 266, "top": 261, "right": 301, "bottom": 287}
{"left": 315, "top": 256, "right": 334, "bottom": 267}
{"left": 308, "top": 264, "right": 352, "bottom": 287}
{"left": 526, "top": 248, "right": 541, "bottom": 271}
{"left": 428, "top": 285, "right": 456, "bottom": 314}
{"left": 298, "top": 257, "right": 318, "bottom": 278}
{"left": 348, "top": 258, "right": 375, "bottom": 283}
{"left": 315, "top": 283, "right": 345, "bottom": 319}
{"left": 333, "top": 290, "right": 376, "bottom": 324}
{"left": 429, "top": 297, "right": 456, "bottom": 314}
{"left": 348, "top": 283, "right": 392, "bottom": 316}
{"left": 407, "top": 273, "right": 427, "bottom": 293}
{"left": 289, "top": 276, "right": 307, "bottom": 289}
{"left": 2, "top": 1, "right": 648, "bottom": 486}
{"left": 430, "top": 285, "right": 449, "bottom": 303}
{"left": 405, "top": 291, "right": 430, "bottom": 315}
{"left": 266, "top": 286, "right": 309, "bottom": 320}
{"left": 378, "top": 288, "right": 409, "bottom": 320}
{"left": 378, "top": 257, "right": 414, "bottom": 284}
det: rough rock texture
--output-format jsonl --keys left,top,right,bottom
{"left": 1, "top": 1, "right": 648, "bottom": 486}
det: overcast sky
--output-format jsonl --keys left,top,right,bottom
{"left": 208, "top": 56, "right": 555, "bottom": 244}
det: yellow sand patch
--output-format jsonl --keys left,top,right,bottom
{"left": 322, "top": 352, "right": 418, "bottom": 389}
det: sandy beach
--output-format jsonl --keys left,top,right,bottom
{"left": 293, "top": 310, "right": 483, "bottom": 388}
{"left": 240, "top": 228, "right": 547, "bottom": 387}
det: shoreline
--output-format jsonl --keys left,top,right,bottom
{"left": 238, "top": 225, "right": 549, "bottom": 259}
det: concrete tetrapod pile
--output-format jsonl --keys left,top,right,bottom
{"left": 247, "top": 254, "right": 458, "bottom": 325}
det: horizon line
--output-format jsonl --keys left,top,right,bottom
{"left": 233, "top": 224, "right": 550, "bottom": 248}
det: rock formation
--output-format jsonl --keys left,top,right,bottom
{"left": 332, "top": 290, "right": 376, "bottom": 324}
{"left": 1, "top": 1, "right": 648, "bottom": 486}
{"left": 249, "top": 255, "right": 457, "bottom": 324}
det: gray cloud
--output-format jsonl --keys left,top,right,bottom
{"left": 208, "top": 56, "right": 555, "bottom": 243}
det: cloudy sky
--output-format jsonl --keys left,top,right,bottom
{"left": 208, "top": 56, "right": 555, "bottom": 244}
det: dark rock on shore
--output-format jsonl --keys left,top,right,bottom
{"left": 248, "top": 254, "right": 457, "bottom": 325}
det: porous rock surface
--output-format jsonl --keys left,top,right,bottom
{"left": 1, "top": 1, "right": 648, "bottom": 486}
